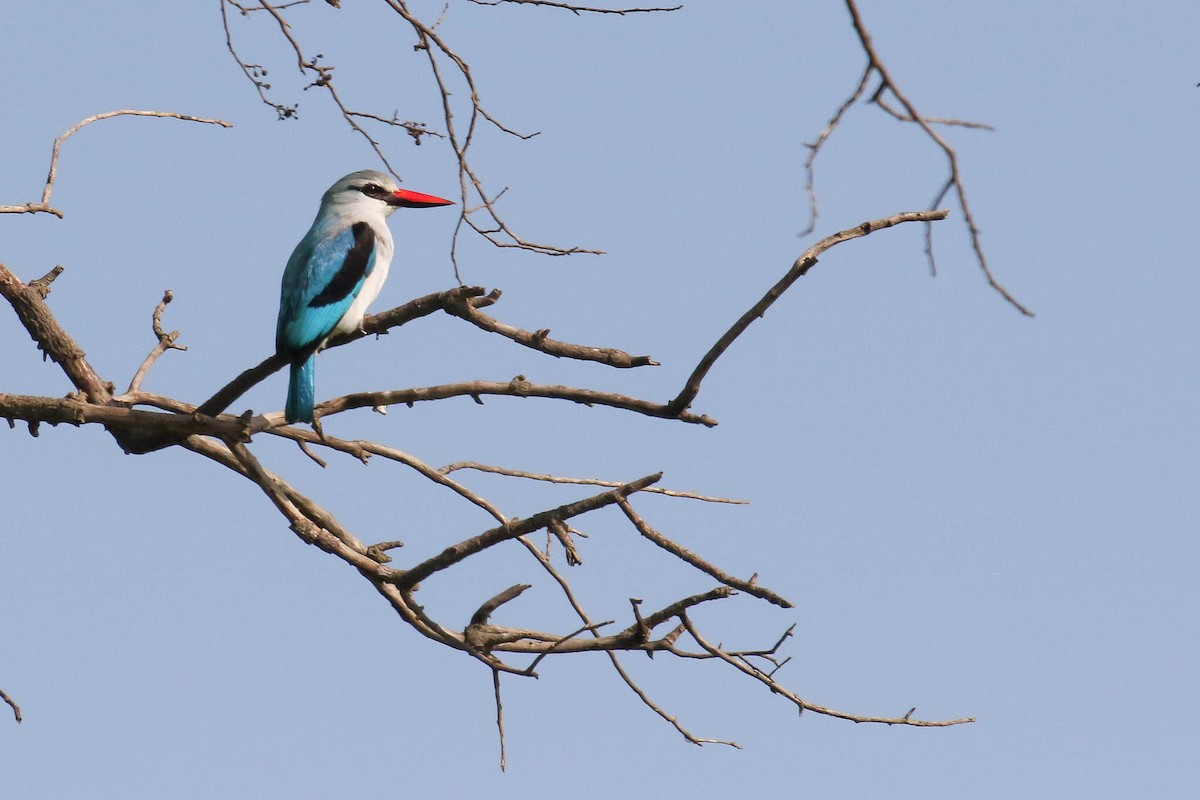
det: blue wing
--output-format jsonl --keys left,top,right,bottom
{"left": 276, "top": 221, "right": 377, "bottom": 356}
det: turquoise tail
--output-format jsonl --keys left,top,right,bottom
{"left": 285, "top": 355, "right": 315, "bottom": 424}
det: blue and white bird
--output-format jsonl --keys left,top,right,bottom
{"left": 276, "top": 170, "right": 453, "bottom": 424}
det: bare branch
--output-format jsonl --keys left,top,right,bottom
{"left": 435, "top": 292, "right": 658, "bottom": 368}
{"left": 669, "top": 210, "right": 948, "bottom": 415}
{"left": 220, "top": 0, "right": 300, "bottom": 121}
{"left": 318, "top": 376, "right": 718, "bottom": 426}
{"left": 193, "top": 352, "right": 289, "bottom": 420}
{"left": 223, "top": 0, "right": 432, "bottom": 156}
{"left": 192, "top": 437, "right": 382, "bottom": 569}
{"left": 196, "top": 210, "right": 934, "bottom": 439}
{"left": 605, "top": 647, "right": 742, "bottom": 747}
{"left": 241, "top": 0, "right": 404, "bottom": 172}
{"left": 617, "top": 498, "right": 792, "bottom": 609}
{"left": 392, "top": 473, "right": 662, "bottom": 589}
{"left": 0, "top": 111, "right": 231, "bottom": 218}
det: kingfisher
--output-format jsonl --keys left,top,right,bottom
{"left": 275, "top": 170, "right": 453, "bottom": 423}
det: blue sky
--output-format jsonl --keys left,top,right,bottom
{"left": 3, "top": 1, "right": 1199, "bottom": 797}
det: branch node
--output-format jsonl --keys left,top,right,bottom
{"left": 469, "top": 584, "right": 532, "bottom": 628}
{"left": 367, "top": 540, "right": 404, "bottom": 563}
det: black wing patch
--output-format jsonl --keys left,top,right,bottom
{"left": 309, "top": 222, "right": 375, "bottom": 308}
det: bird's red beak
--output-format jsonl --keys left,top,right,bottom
{"left": 389, "top": 188, "right": 454, "bottom": 208}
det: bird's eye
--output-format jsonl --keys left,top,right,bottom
{"left": 360, "top": 183, "right": 383, "bottom": 196}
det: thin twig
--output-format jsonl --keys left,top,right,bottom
{"left": 467, "top": 0, "right": 681, "bottom": 13}
{"left": 548, "top": 518, "right": 583, "bottom": 566}
{"left": 872, "top": 95, "right": 996, "bottom": 130}
{"left": 802, "top": 65, "right": 871, "bottom": 237}
{"left": 493, "top": 669, "right": 507, "bottom": 771}
{"left": 0, "top": 688, "right": 21, "bottom": 723}
{"left": 440, "top": 461, "right": 748, "bottom": 504}
{"left": 127, "top": 290, "right": 187, "bottom": 394}
{"left": 269, "top": 428, "right": 510, "bottom": 523}
{"left": 521, "top": 621, "right": 612, "bottom": 675}
{"left": 681, "top": 613, "right": 975, "bottom": 728}
{"left": 248, "top": 0, "right": 401, "bottom": 172}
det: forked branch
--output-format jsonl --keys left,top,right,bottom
{"left": 804, "top": 0, "right": 1030, "bottom": 315}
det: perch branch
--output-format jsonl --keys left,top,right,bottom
{"left": 194, "top": 284, "right": 654, "bottom": 420}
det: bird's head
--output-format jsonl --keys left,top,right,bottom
{"left": 322, "top": 170, "right": 454, "bottom": 217}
